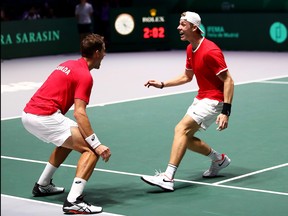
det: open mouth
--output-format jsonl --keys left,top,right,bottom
{"left": 179, "top": 32, "right": 185, "bottom": 38}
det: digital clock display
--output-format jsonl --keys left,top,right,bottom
{"left": 143, "top": 27, "right": 165, "bottom": 39}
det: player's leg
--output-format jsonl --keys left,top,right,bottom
{"left": 187, "top": 136, "right": 231, "bottom": 177}
{"left": 168, "top": 114, "right": 200, "bottom": 166}
{"left": 22, "top": 111, "right": 102, "bottom": 213}
{"left": 141, "top": 114, "right": 200, "bottom": 191}
{"left": 22, "top": 112, "right": 72, "bottom": 197}
{"left": 185, "top": 98, "right": 231, "bottom": 178}
{"left": 48, "top": 146, "right": 72, "bottom": 167}
{"left": 61, "top": 126, "right": 102, "bottom": 214}
{"left": 32, "top": 146, "right": 72, "bottom": 197}
{"left": 187, "top": 136, "right": 211, "bottom": 155}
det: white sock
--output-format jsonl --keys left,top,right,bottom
{"left": 67, "top": 177, "right": 87, "bottom": 203}
{"left": 37, "top": 162, "right": 58, "bottom": 186}
{"left": 164, "top": 164, "right": 177, "bottom": 180}
{"left": 208, "top": 149, "right": 222, "bottom": 161}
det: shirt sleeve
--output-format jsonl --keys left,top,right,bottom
{"left": 75, "top": 74, "right": 93, "bottom": 104}
{"left": 205, "top": 49, "right": 228, "bottom": 75}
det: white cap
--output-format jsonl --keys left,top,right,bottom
{"left": 180, "top": 11, "right": 204, "bottom": 34}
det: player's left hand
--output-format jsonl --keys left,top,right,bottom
{"left": 216, "top": 114, "right": 229, "bottom": 131}
{"left": 144, "top": 80, "right": 162, "bottom": 88}
{"left": 95, "top": 144, "right": 111, "bottom": 162}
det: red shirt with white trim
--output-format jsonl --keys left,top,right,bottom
{"left": 24, "top": 58, "right": 92, "bottom": 115}
{"left": 186, "top": 38, "right": 228, "bottom": 101}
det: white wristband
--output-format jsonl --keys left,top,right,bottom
{"left": 85, "top": 133, "right": 101, "bottom": 149}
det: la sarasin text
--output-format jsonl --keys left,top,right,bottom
{"left": 1, "top": 30, "right": 60, "bottom": 45}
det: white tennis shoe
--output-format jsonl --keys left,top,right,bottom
{"left": 203, "top": 154, "right": 231, "bottom": 178}
{"left": 63, "top": 195, "right": 102, "bottom": 214}
{"left": 32, "top": 179, "right": 64, "bottom": 197}
{"left": 141, "top": 171, "right": 174, "bottom": 191}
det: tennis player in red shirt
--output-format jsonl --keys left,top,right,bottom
{"left": 141, "top": 12, "right": 234, "bottom": 191}
{"left": 22, "top": 34, "right": 111, "bottom": 213}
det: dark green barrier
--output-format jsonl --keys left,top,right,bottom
{"left": 169, "top": 13, "right": 288, "bottom": 51}
{"left": 2, "top": 12, "right": 287, "bottom": 59}
{"left": 132, "top": 0, "right": 288, "bottom": 13}
{"left": 109, "top": 8, "right": 288, "bottom": 52}
{"left": 1, "top": 18, "right": 80, "bottom": 59}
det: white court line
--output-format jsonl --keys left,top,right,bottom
{"left": 1, "top": 155, "right": 288, "bottom": 196}
{"left": 0, "top": 155, "right": 142, "bottom": 178}
{"left": 1, "top": 194, "right": 64, "bottom": 207}
{"left": 256, "top": 81, "right": 288, "bottom": 84}
{"left": 1, "top": 194, "right": 125, "bottom": 216}
{"left": 174, "top": 179, "right": 288, "bottom": 196}
{"left": 213, "top": 163, "right": 288, "bottom": 185}
{"left": 1, "top": 74, "right": 288, "bottom": 121}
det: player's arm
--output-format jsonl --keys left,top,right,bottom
{"left": 73, "top": 98, "right": 111, "bottom": 162}
{"left": 216, "top": 70, "right": 234, "bottom": 131}
{"left": 144, "top": 69, "right": 194, "bottom": 89}
{"left": 218, "top": 70, "right": 234, "bottom": 105}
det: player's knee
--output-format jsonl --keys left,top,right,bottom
{"left": 72, "top": 140, "right": 94, "bottom": 154}
{"left": 174, "top": 123, "right": 187, "bottom": 135}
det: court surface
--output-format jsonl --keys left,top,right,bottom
{"left": 1, "top": 51, "right": 288, "bottom": 216}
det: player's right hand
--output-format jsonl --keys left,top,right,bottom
{"left": 144, "top": 80, "right": 160, "bottom": 88}
{"left": 216, "top": 113, "right": 229, "bottom": 131}
{"left": 95, "top": 144, "right": 111, "bottom": 162}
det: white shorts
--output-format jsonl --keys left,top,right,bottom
{"left": 22, "top": 110, "right": 78, "bottom": 147}
{"left": 186, "top": 98, "right": 223, "bottom": 130}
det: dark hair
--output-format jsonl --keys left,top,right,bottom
{"left": 80, "top": 34, "right": 105, "bottom": 58}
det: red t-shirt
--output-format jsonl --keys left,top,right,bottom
{"left": 24, "top": 58, "right": 93, "bottom": 115}
{"left": 186, "top": 38, "right": 228, "bottom": 101}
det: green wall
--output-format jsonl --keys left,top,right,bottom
{"left": 168, "top": 13, "right": 288, "bottom": 51}
{"left": 1, "top": 18, "right": 79, "bottom": 59}
{"left": 132, "top": 0, "right": 288, "bottom": 13}
{"left": 1, "top": 9, "right": 287, "bottom": 59}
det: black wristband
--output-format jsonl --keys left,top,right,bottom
{"left": 160, "top": 82, "right": 164, "bottom": 89}
{"left": 221, "top": 103, "right": 232, "bottom": 116}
